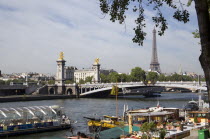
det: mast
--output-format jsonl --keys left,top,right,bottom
{"left": 116, "top": 82, "right": 118, "bottom": 117}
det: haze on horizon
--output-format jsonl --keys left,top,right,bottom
{"left": 0, "top": 0, "right": 203, "bottom": 75}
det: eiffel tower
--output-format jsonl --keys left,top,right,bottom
{"left": 150, "top": 28, "right": 161, "bottom": 73}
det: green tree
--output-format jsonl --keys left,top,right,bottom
{"left": 65, "top": 80, "right": 74, "bottom": 84}
{"left": 13, "top": 79, "right": 24, "bottom": 83}
{"left": 85, "top": 76, "right": 93, "bottom": 83}
{"left": 182, "top": 75, "right": 193, "bottom": 81}
{"left": 141, "top": 122, "right": 156, "bottom": 139}
{"left": 0, "top": 80, "right": 5, "bottom": 85}
{"left": 119, "top": 73, "right": 128, "bottom": 82}
{"left": 98, "top": 0, "right": 210, "bottom": 107}
{"left": 125, "top": 74, "right": 132, "bottom": 82}
{"left": 158, "top": 74, "right": 166, "bottom": 81}
{"left": 100, "top": 73, "right": 109, "bottom": 83}
{"left": 108, "top": 72, "right": 120, "bottom": 82}
{"left": 130, "top": 67, "right": 146, "bottom": 82}
{"left": 48, "top": 80, "right": 55, "bottom": 85}
{"left": 170, "top": 73, "right": 182, "bottom": 81}
{"left": 146, "top": 72, "right": 159, "bottom": 84}
{"left": 79, "top": 79, "right": 85, "bottom": 84}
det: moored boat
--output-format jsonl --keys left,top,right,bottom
{"left": 84, "top": 115, "right": 124, "bottom": 133}
{"left": 0, "top": 105, "right": 71, "bottom": 137}
{"left": 143, "top": 91, "right": 161, "bottom": 97}
{"left": 183, "top": 100, "right": 199, "bottom": 111}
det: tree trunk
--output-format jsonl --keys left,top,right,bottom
{"left": 194, "top": 0, "right": 210, "bottom": 106}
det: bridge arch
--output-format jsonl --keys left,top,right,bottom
{"left": 49, "top": 88, "right": 55, "bottom": 95}
{"left": 66, "top": 88, "right": 73, "bottom": 95}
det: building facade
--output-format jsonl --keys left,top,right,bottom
{"left": 65, "top": 59, "right": 100, "bottom": 83}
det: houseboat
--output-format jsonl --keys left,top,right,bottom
{"left": 126, "top": 104, "right": 180, "bottom": 126}
{"left": 187, "top": 111, "right": 210, "bottom": 124}
{"left": 0, "top": 105, "right": 71, "bottom": 137}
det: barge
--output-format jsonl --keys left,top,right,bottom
{"left": 0, "top": 105, "right": 71, "bottom": 137}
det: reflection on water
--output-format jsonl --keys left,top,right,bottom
{"left": 1, "top": 92, "right": 204, "bottom": 139}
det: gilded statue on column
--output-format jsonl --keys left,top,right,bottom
{"left": 94, "top": 58, "right": 99, "bottom": 64}
{"left": 58, "top": 52, "right": 64, "bottom": 60}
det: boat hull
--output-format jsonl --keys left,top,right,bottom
{"left": 0, "top": 124, "right": 71, "bottom": 137}
{"left": 89, "top": 125, "right": 110, "bottom": 133}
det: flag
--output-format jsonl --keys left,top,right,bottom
{"left": 110, "top": 85, "right": 119, "bottom": 95}
{"left": 157, "top": 100, "right": 160, "bottom": 108}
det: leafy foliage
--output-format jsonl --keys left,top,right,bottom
{"left": 146, "top": 72, "right": 159, "bottom": 82}
{"left": 0, "top": 80, "right": 5, "bottom": 85}
{"left": 141, "top": 122, "right": 156, "bottom": 138}
{"left": 79, "top": 79, "right": 85, "bottom": 84}
{"left": 100, "top": 67, "right": 200, "bottom": 83}
{"left": 85, "top": 76, "right": 93, "bottom": 83}
{"left": 100, "top": 73, "right": 109, "bottom": 83}
{"left": 65, "top": 80, "right": 74, "bottom": 84}
{"left": 48, "top": 80, "right": 55, "bottom": 84}
{"left": 192, "top": 29, "right": 200, "bottom": 38}
{"left": 130, "top": 67, "right": 146, "bottom": 81}
{"left": 98, "top": 0, "right": 190, "bottom": 46}
{"left": 159, "top": 128, "right": 167, "bottom": 139}
{"left": 194, "top": 116, "right": 199, "bottom": 123}
{"left": 188, "top": 0, "right": 210, "bottom": 41}
{"left": 108, "top": 72, "right": 120, "bottom": 82}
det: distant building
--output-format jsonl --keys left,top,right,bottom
{"left": 65, "top": 66, "right": 77, "bottom": 81}
{"left": 100, "top": 69, "right": 116, "bottom": 75}
{"left": 65, "top": 59, "right": 100, "bottom": 83}
{"left": 186, "top": 72, "right": 198, "bottom": 78}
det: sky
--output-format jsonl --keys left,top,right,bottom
{"left": 0, "top": 0, "right": 202, "bottom": 75}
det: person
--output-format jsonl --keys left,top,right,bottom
{"left": 62, "top": 114, "right": 66, "bottom": 123}
{"left": 70, "top": 127, "right": 73, "bottom": 135}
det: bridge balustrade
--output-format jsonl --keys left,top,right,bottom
{"left": 79, "top": 81, "right": 207, "bottom": 94}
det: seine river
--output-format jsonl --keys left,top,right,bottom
{"left": 1, "top": 93, "right": 204, "bottom": 139}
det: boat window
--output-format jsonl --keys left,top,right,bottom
{"left": 104, "top": 118, "right": 110, "bottom": 121}
{"left": 202, "top": 114, "right": 206, "bottom": 117}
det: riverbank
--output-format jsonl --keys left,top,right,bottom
{"left": 0, "top": 95, "right": 77, "bottom": 103}
{"left": 161, "top": 91, "right": 192, "bottom": 93}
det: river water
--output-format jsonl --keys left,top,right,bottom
{"left": 1, "top": 92, "right": 205, "bottom": 139}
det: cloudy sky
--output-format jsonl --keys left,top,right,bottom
{"left": 0, "top": 0, "right": 202, "bottom": 75}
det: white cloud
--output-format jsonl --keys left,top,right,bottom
{"left": 0, "top": 0, "right": 203, "bottom": 75}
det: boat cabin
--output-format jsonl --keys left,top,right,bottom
{"left": 187, "top": 111, "right": 210, "bottom": 123}
{"left": 0, "top": 105, "right": 71, "bottom": 136}
{"left": 102, "top": 115, "right": 119, "bottom": 123}
{"left": 128, "top": 111, "right": 175, "bottom": 124}
{"left": 126, "top": 106, "right": 180, "bottom": 126}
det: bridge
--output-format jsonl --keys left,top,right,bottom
{"left": 78, "top": 81, "right": 207, "bottom": 97}
{"left": 0, "top": 81, "right": 207, "bottom": 98}
{"left": 35, "top": 81, "right": 207, "bottom": 98}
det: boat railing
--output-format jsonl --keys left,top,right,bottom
{"left": 0, "top": 105, "right": 69, "bottom": 127}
